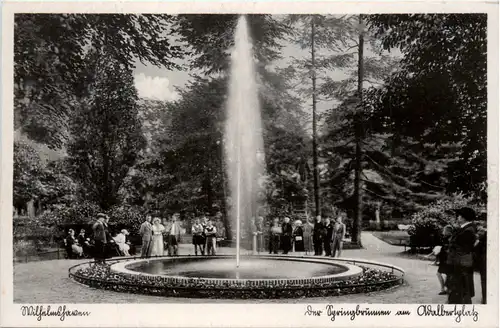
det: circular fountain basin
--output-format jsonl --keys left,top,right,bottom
{"left": 110, "top": 255, "right": 363, "bottom": 287}
{"left": 70, "top": 255, "right": 404, "bottom": 298}
{"left": 126, "top": 257, "right": 347, "bottom": 279}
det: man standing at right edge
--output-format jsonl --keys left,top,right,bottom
{"left": 447, "top": 207, "right": 477, "bottom": 304}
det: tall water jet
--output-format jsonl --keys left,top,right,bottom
{"left": 225, "top": 15, "right": 266, "bottom": 268}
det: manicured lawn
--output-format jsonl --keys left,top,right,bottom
{"left": 372, "top": 230, "right": 410, "bottom": 246}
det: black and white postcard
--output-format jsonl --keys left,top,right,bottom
{"left": 1, "top": 1, "right": 498, "bottom": 327}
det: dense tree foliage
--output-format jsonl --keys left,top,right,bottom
{"left": 15, "top": 14, "right": 184, "bottom": 149}
{"left": 13, "top": 14, "right": 488, "bottom": 246}
{"left": 67, "top": 50, "right": 146, "bottom": 210}
{"left": 175, "top": 14, "right": 289, "bottom": 74}
{"left": 366, "top": 14, "right": 487, "bottom": 201}
{"left": 13, "top": 140, "right": 45, "bottom": 208}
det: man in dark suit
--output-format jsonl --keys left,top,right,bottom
{"left": 324, "top": 217, "right": 334, "bottom": 256}
{"left": 281, "top": 217, "right": 293, "bottom": 254}
{"left": 92, "top": 213, "right": 108, "bottom": 264}
{"left": 447, "top": 207, "right": 477, "bottom": 304}
{"left": 474, "top": 223, "right": 487, "bottom": 304}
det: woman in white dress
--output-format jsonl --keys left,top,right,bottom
{"left": 150, "top": 218, "right": 165, "bottom": 256}
{"left": 113, "top": 229, "right": 131, "bottom": 256}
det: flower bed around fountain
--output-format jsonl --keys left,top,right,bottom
{"left": 69, "top": 255, "right": 405, "bottom": 299}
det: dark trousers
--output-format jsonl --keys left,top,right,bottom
{"left": 167, "top": 235, "right": 178, "bottom": 256}
{"left": 480, "top": 268, "right": 486, "bottom": 304}
{"left": 313, "top": 237, "right": 323, "bottom": 255}
{"left": 323, "top": 239, "right": 331, "bottom": 256}
{"left": 448, "top": 268, "right": 475, "bottom": 304}
{"left": 269, "top": 235, "right": 280, "bottom": 254}
{"left": 141, "top": 239, "right": 151, "bottom": 258}
{"left": 94, "top": 240, "right": 106, "bottom": 263}
{"left": 282, "top": 236, "right": 292, "bottom": 254}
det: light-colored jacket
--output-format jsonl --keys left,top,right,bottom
{"left": 331, "top": 223, "right": 346, "bottom": 242}
{"left": 165, "top": 221, "right": 182, "bottom": 240}
{"left": 139, "top": 221, "right": 153, "bottom": 241}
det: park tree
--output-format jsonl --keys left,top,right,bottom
{"left": 172, "top": 14, "right": 309, "bottom": 222}
{"left": 38, "top": 159, "right": 77, "bottom": 207}
{"left": 67, "top": 49, "right": 146, "bottom": 210}
{"left": 175, "top": 14, "right": 289, "bottom": 75}
{"left": 14, "top": 14, "right": 184, "bottom": 149}
{"left": 282, "top": 14, "right": 398, "bottom": 244}
{"left": 13, "top": 140, "right": 45, "bottom": 211}
{"left": 367, "top": 14, "right": 487, "bottom": 201}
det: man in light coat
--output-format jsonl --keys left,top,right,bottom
{"left": 331, "top": 214, "right": 346, "bottom": 257}
{"left": 139, "top": 215, "right": 153, "bottom": 258}
{"left": 165, "top": 213, "right": 182, "bottom": 256}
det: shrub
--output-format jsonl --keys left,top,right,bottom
{"left": 408, "top": 194, "right": 485, "bottom": 247}
{"left": 13, "top": 239, "right": 38, "bottom": 256}
{"left": 367, "top": 220, "right": 380, "bottom": 231}
{"left": 38, "top": 201, "right": 102, "bottom": 227}
{"left": 107, "top": 204, "right": 145, "bottom": 232}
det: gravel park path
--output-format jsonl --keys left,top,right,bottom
{"left": 13, "top": 232, "right": 482, "bottom": 304}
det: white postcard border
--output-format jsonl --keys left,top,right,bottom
{"left": 1, "top": 1, "right": 498, "bottom": 327}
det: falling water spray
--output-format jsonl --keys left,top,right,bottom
{"left": 225, "top": 15, "right": 266, "bottom": 269}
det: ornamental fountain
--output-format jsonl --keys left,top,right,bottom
{"left": 69, "top": 16, "right": 404, "bottom": 299}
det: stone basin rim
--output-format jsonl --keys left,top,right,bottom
{"left": 110, "top": 255, "right": 364, "bottom": 283}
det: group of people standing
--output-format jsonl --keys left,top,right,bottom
{"left": 311, "top": 214, "right": 347, "bottom": 257}
{"left": 264, "top": 213, "right": 347, "bottom": 256}
{"left": 432, "top": 207, "right": 487, "bottom": 304}
{"left": 139, "top": 213, "right": 183, "bottom": 258}
{"left": 191, "top": 214, "right": 226, "bottom": 256}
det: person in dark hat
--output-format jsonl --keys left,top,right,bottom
{"left": 474, "top": 221, "right": 487, "bottom": 304}
{"left": 447, "top": 207, "right": 477, "bottom": 304}
{"left": 92, "top": 213, "right": 109, "bottom": 264}
{"left": 77, "top": 228, "right": 91, "bottom": 257}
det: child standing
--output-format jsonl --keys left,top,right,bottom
{"left": 205, "top": 220, "right": 217, "bottom": 256}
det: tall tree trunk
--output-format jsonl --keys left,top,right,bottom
{"left": 352, "top": 15, "right": 364, "bottom": 246}
{"left": 311, "top": 17, "right": 321, "bottom": 217}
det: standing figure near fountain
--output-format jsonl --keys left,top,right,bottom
{"left": 293, "top": 220, "right": 305, "bottom": 252}
{"left": 313, "top": 216, "right": 324, "bottom": 256}
{"left": 324, "top": 217, "right": 334, "bottom": 256}
{"left": 150, "top": 218, "right": 165, "bottom": 256}
{"left": 162, "top": 217, "right": 170, "bottom": 253}
{"left": 331, "top": 215, "right": 346, "bottom": 258}
{"left": 205, "top": 220, "right": 217, "bottom": 255}
{"left": 200, "top": 214, "right": 209, "bottom": 255}
{"left": 139, "top": 215, "right": 153, "bottom": 258}
{"left": 166, "top": 213, "right": 182, "bottom": 256}
{"left": 281, "top": 217, "right": 293, "bottom": 254}
{"left": 92, "top": 213, "right": 108, "bottom": 263}
{"left": 303, "top": 217, "right": 314, "bottom": 255}
{"left": 215, "top": 217, "right": 226, "bottom": 249}
{"left": 192, "top": 218, "right": 205, "bottom": 255}
{"left": 269, "top": 218, "right": 282, "bottom": 254}
{"left": 256, "top": 216, "right": 264, "bottom": 253}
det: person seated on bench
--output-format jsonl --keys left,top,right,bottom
{"left": 65, "top": 229, "right": 83, "bottom": 258}
{"left": 113, "top": 229, "right": 131, "bottom": 256}
{"left": 77, "top": 229, "right": 92, "bottom": 257}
